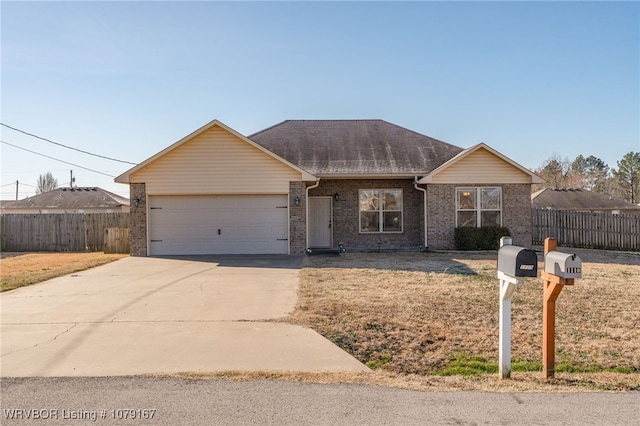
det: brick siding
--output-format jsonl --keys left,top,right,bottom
{"left": 503, "top": 184, "right": 533, "bottom": 247}
{"left": 426, "top": 183, "right": 532, "bottom": 249}
{"left": 426, "top": 184, "right": 456, "bottom": 249}
{"left": 308, "top": 179, "right": 424, "bottom": 250}
{"left": 129, "top": 183, "right": 147, "bottom": 256}
{"left": 289, "top": 181, "right": 306, "bottom": 254}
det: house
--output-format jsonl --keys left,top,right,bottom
{"left": 115, "top": 119, "right": 543, "bottom": 256}
{"left": 0, "top": 187, "right": 130, "bottom": 214}
{"left": 532, "top": 188, "right": 640, "bottom": 214}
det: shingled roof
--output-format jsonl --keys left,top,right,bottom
{"left": 2, "top": 187, "right": 129, "bottom": 210}
{"left": 531, "top": 188, "right": 640, "bottom": 212}
{"left": 249, "top": 120, "right": 464, "bottom": 176}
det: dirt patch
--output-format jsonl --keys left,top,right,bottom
{"left": 286, "top": 250, "right": 640, "bottom": 391}
{"left": 1, "top": 252, "right": 128, "bottom": 292}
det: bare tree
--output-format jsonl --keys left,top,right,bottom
{"left": 36, "top": 172, "right": 59, "bottom": 194}
{"left": 533, "top": 154, "right": 574, "bottom": 191}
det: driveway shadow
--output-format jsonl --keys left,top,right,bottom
{"left": 304, "top": 252, "right": 482, "bottom": 275}
{"left": 151, "top": 254, "right": 304, "bottom": 269}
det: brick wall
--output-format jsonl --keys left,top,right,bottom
{"left": 503, "top": 184, "right": 533, "bottom": 247}
{"left": 426, "top": 183, "right": 532, "bottom": 250}
{"left": 426, "top": 184, "right": 456, "bottom": 249}
{"left": 129, "top": 183, "right": 147, "bottom": 256}
{"left": 289, "top": 181, "right": 306, "bottom": 254}
{"left": 308, "top": 179, "right": 424, "bottom": 249}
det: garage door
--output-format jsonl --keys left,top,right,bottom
{"left": 148, "top": 195, "right": 289, "bottom": 255}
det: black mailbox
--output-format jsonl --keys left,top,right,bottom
{"left": 498, "top": 245, "right": 538, "bottom": 278}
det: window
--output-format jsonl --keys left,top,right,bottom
{"left": 359, "top": 189, "right": 403, "bottom": 233}
{"left": 456, "top": 187, "right": 502, "bottom": 227}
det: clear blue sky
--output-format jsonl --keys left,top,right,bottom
{"left": 2, "top": 1, "right": 638, "bottom": 199}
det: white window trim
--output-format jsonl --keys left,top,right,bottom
{"left": 359, "top": 189, "right": 404, "bottom": 234}
{"left": 455, "top": 187, "right": 502, "bottom": 227}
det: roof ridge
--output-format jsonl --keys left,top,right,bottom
{"left": 378, "top": 120, "right": 462, "bottom": 150}
{"left": 247, "top": 120, "right": 290, "bottom": 139}
{"left": 249, "top": 119, "right": 463, "bottom": 150}
{"left": 249, "top": 119, "right": 389, "bottom": 138}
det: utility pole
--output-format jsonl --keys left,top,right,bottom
{"left": 70, "top": 170, "right": 73, "bottom": 188}
{"left": 16, "top": 180, "right": 18, "bottom": 200}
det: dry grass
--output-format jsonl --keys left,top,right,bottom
{"left": 286, "top": 249, "right": 640, "bottom": 391}
{"left": 173, "top": 370, "right": 640, "bottom": 392}
{"left": 0, "top": 252, "right": 128, "bottom": 292}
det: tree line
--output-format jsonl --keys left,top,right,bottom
{"left": 533, "top": 151, "right": 640, "bottom": 204}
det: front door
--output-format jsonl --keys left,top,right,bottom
{"left": 309, "top": 197, "right": 332, "bottom": 248}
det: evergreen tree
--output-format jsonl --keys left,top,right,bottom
{"left": 612, "top": 152, "right": 640, "bottom": 204}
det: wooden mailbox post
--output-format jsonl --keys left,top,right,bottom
{"left": 541, "top": 237, "right": 580, "bottom": 379}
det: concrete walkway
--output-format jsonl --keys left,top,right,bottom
{"left": 1, "top": 256, "right": 368, "bottom": 377}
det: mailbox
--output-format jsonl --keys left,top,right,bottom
{"left": 498, "top": 245, "right": 538, "bottom": 278}
{"left": 544, "top": 251, "right": 582, "bottom": 279}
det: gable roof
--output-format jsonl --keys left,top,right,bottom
{"left": 249, "top": 120, "right": 464, "bottom": 176}
{"left": 1, "top": 187, "right": 129, "bottom": 210}
{"left": 531, "top": 188, "right": 640, "bottom": 211}
{"left": 418, "top": 143, "right": 544, "bottom": 184}
{"left": 115, "top": 119, "right": 316, "bottom": 183}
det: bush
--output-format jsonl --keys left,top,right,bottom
{"left": 454, "top": 226, "right": 511, "bottom": 250}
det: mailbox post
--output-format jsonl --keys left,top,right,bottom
{"left": 497, "top": 237, "right": 538, "bottom": 379}
{"left": 542, "top": 237, "right": 582, "bottom": 378}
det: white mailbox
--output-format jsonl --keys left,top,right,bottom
{"left": 544, "top": 251, "right": 582, "bottom": 279}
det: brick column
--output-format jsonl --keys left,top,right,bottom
{"left": 289, "top": 181, "right": 307, "bottom": 254}
{"left": 130, "top": 183, "right": 147, "bottom": 256}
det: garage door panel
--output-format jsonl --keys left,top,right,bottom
{"left": 148, "top": 195, "right": 288, "bottom": 255}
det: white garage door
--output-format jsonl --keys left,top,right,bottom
{"left": 148, "top": 195, "right": 289, "bottom": 255}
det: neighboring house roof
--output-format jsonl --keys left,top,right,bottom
{"left": 248, "top": 120, "right": 464, "bottom": 176}
{"left": 1, "top": 187, "right": 129, "bottom": 211}
{"left": 531, "top": 188, "right": 640, "bottom": 211}
{"left": 418, "top": 143, "right": 544, "bottom": 184}
{"left": 115, "top": 119, "right": 316, "bottom": 183}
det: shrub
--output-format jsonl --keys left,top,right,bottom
{"left": 454, "top": 226, "right": 511, "bottom": 250}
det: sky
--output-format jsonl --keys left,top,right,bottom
{"left": 1, "top": 1, "right": 639, "bottom": 200}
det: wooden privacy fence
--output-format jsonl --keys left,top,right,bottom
{"left": 532, "top": 208, "right": 640, "bottom": 251}
{"left": 1, "top": 213, "right": 129, "bottom": 252}
{"left": 104, "top": 227, "right": 130, "bottom": 254}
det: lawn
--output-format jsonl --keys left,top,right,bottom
{"left": 286, "top": 249, "right": 640, "bottom": 391}
{"left": 0, "top": 252, "right": 128, "bottom": 292}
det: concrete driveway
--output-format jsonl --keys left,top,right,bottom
{"left": 1, "top": 255, "right": 368, "bottom": 377}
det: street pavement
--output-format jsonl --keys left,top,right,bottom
{"left": 2, "top": 377, "right": 638, "bottom": 425}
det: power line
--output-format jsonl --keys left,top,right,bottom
{"left": 1, "top": 140, "right": 116, "bottom": 178}
{"left": 0, "top": 122, "right": 136, "bottom": 165}
{"left": 0, "top": 181, "right": 37, "bottom": 188}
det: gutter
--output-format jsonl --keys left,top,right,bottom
{"left": 305, "top": 179, "right": 321, "bottom": 251}
{"left": 414, "top": 177, "right": 428, "bottom": 250}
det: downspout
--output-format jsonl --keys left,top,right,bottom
{"left": 414, "top": 177, "right": 428, "bottom": 250}
{"left": 305, "top": 179, "right": 321, "bottom": 252}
